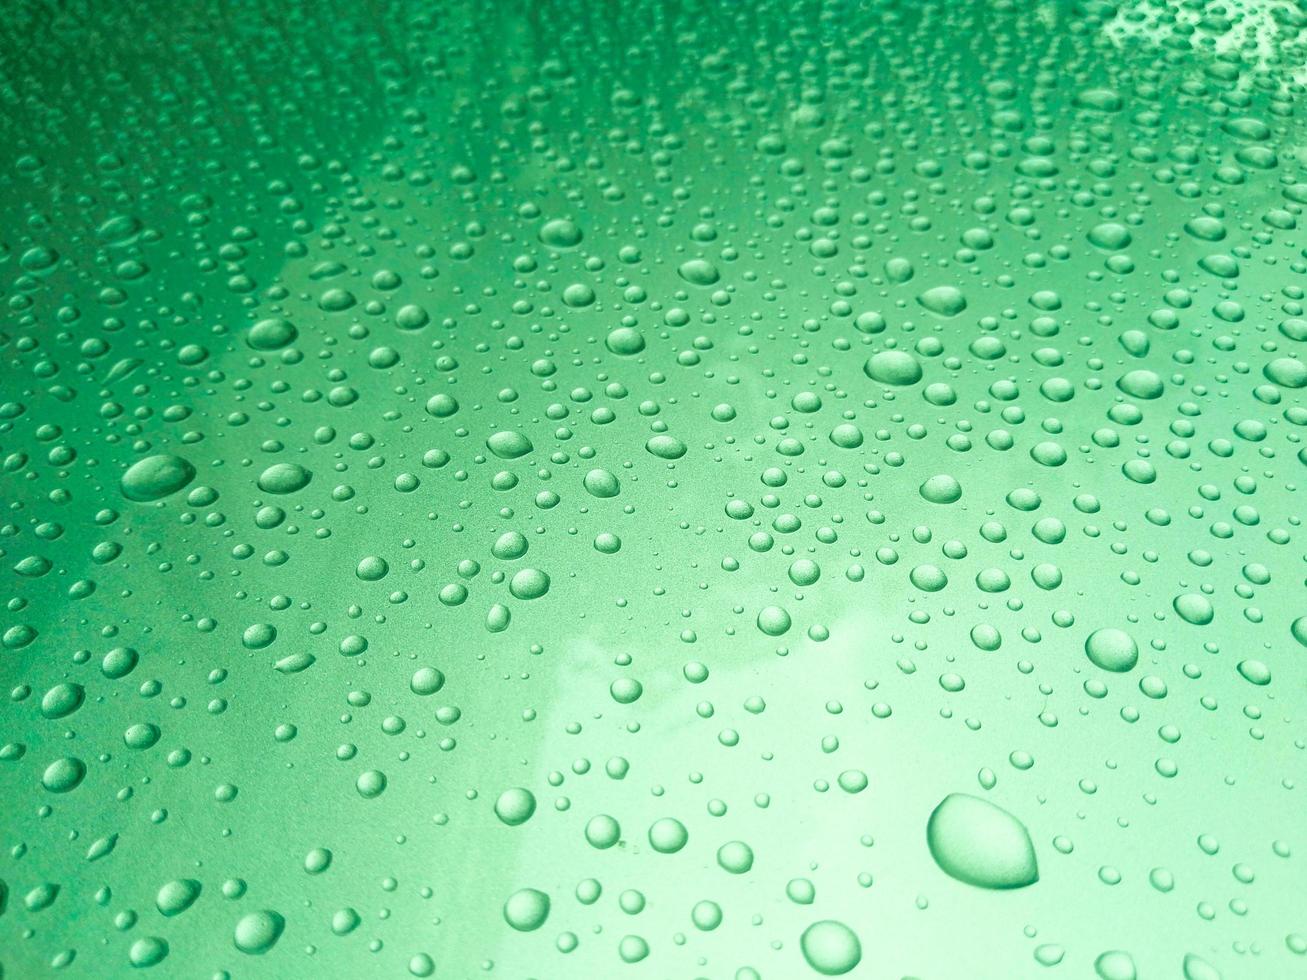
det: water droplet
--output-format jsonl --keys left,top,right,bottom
{"left": 926, "top": 793, "right": 1038, "bottom": 889}
{"left": 503, "top": 888, "right": 550, "bottom": 931}
{"left": 1085, "top": 628, "right": 1139, "bottom": 673}
{"left": 800, "top": 919, "right": 862, "bottom": 976}
{"left": 121, "top": 454, "right": 196, "bottom": 501}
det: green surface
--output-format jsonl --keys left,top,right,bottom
{"left": 2, "top": 0, "right": 1307, "bottom": 976}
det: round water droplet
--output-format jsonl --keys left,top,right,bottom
{"left": 356, "top": 770, "right": 387, "bottom": 798}
{"left": 1173, "top": 593, "right": 1214, "bottom": 626}
{"left": 539, "top": 219, "right": 582, "bottom": 248}
{"left": 1094, "top": 950, "right": 1137, "bottom": 980}
{"left": 757, "top": 605, "right": 792, "bottom": 636}
{"left": 917, "top": 284, "right": 967, "bottom": 316}
{"left": 585, "top": 814, "right": 621, "bottom": 849}
{"left": 40, "top": 682, "right": 84, "bottom": 719}
{"left": 129, "top": 936, "right": 169, "bottom": 969}
{"left": 864, "top": 349, "right": 923, "bottom": 386}
{"left": 257, "top": 463, "right": 312, "bottom": 494}
{"left": 1237, "top": 659, "right": 1271, "bottom": 686}
{"left": 233, "top": 910, "right": 285, "bottom": 955}
{"left": 494, "top": 788, "right": 536, "bottom": 826}
{"left": 42, "top": 756, "right": 86, "bottom": 793}
{"left": 247, "top": 317, "right": 298, "bottom": 350}
{"left": 304, "top": 848, "right": 333, "bottom": 874}
{"left": 487, "top": 430, "right": 533, "bottom": 459}
{"left": 156, "top": 879, "right": 202, "bottom": 917}
{"left": 800, "top": 919, "right": 862, "bottom": 976}
{"left": 619, "top": 934, "right": 650, "bottom": 963}
{"left": 926, "top": 793, "right": 1038, "bottom": 889}
{"left": 121, "top": 454, "right": 196, "bottom": 501}
{"left": 610, "top": 677, "right": 643, "bottom": 704}
{"left": 1265, "top": 357, "right": 1307, "bottom": 389}
{"left": 678, "top": 258, "right": 720, "bottom": 286}
{"left": 646, "top": 434, "right": 687, "bottom": 459}
{"left": 692, "top": 899, "right": 723, "bottom": 931}
{"left": 1085, "top": 628, "right": 1139, "bottom": 672}
{"left": 605, "top": 326, "right": 646, "bottom": 355}
{"left": 648, "top": 817, "right": 689, "bottom": 853}
{"left": 410, "top": 667, "right": 445, "bottom": 696}
{"left": 920, "top": 474, "right": 962, "bottom": 504}
{"left": 503, "top": 887, "right": 550, "bottom": 931}
{"left": 717, "top": 840, "right": 754, "bottom": 874}
{"left": 508, "top": 567, "right": 550, "bottom": 599}
{"left": 583, "top": 468, "right": 621, "bottom": 498}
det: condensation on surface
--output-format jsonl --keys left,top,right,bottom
{"left": 1, "top": 0, "right": 1306, "bottom": 976}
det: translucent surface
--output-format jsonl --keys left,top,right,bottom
{"left": 1, "top": 0, "right": 1306, "bottom": 976}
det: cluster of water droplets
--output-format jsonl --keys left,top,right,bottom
{"left": 1, "top": 0, "right": 1306, "bottom": 976}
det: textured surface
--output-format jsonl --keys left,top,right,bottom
{"left": 2, "top": 0, "right": 1307, "bottom": 976}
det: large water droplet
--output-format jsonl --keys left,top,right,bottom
{"left": 800, "top": 919, "right": 862, "bottom": 975}
{"left": 120, "top": 454, "right": 196, "bottom": 501}
{"left": 926, "top": 793, "right": 1038, "bottom": 889}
